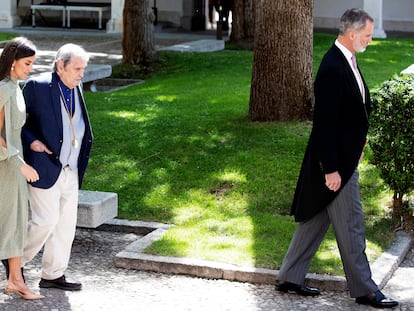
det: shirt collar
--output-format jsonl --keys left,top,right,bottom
{"left": 57, "top": 75, "right": 71, "bottom": 90}
{"left": 57, "top": 75, "right": 73, "bottom": 104}
{"left": 335, "top": 39, "right": 354, "bottom": 67}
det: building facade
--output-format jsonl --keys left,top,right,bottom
{"left": 1, "top": 0, "right": 413, "bottom": 36}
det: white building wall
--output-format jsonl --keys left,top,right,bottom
{"left": 0, "top": 0, "right": 20, "bottom": 28}
{"left": 383, "top": 0, "right": 414, "bottom": 31}
{"left": 107, "top": 0, "right": 124, "bottom": 33}
{"left": 313, "top": 0, "right": 363, "bottom": 29}
{"left": 156, "top": 0, "right": 182, "bottom": 27}
{"left": 3, "top": 0, "right": 414, "bottom": 33}
{"left": 313, "top": 0, "right": 414, "bottom": 33}
{"left": 314, "top": 0, "right": 362, "bottom": 17}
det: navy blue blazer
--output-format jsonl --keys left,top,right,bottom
{"left": 22, "top": 72, "right": 93, "bottom": 189}
{"left": 291, "top": 44, "right": 371, "bottom": 222}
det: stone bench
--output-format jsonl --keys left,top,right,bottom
{"left": 31, "top": 3, "right": 110, "bottom": 30}
{"left": 31, "top": 4, "right": 66, "bottom": 28}
{"left": 77, "top": 190, "right": 118, "bottom": 228}
{"left": 66, "top": 3, "right": 111, "bottom": 30}
{"left": 82, "top": 64, "right": 112, "bottom": 87}
{"left": 159, "top": 39, "right": 225, "bottom": 52}
{"left": 19, "top": 64, "right": 112, "bottom": 89}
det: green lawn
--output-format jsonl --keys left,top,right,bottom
{"left": 313, "top": 33, "right": 414, "bottom": 88}
{"left": 82, "top": 33, "right": 414, "bottom": 275}
{"left": 0, "top": 33, "right": 17, "bottom": 42}
{"left": 42, "top": 33, "right": 414, "bottom": 275}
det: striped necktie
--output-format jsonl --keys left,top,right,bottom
{"left": 351, "top": 55, "right": 365, "bottom": 102}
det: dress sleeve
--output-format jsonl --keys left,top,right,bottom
{"left": 0, "top": 95, "right": 9, "bottom": 161}
{"left": 0, "top": 89, "right": 25, "bottom": 167}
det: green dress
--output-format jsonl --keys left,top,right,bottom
{"left": 0, "top": 76, "right": 28, "bottom": 260}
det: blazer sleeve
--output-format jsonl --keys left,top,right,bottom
{"left": 21, "top": 80, "right": 38, "bottom": 148}
{"left": 312, "top": 54, "right": 345, "bottom": 173}
{"left": 0, "top": 84, "right": 25, "bottom": 167}
{"left": 311, "top": 47, "right": 364, "bottom": 175}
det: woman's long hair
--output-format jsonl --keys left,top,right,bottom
{"left": 0, "top": 37, "right": 37, "bottom": 81}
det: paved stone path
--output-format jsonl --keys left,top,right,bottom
{"left": 5, "top": 27, "right": 219, "bottom": 74}
{"left": 0, "top": 228, "right": 413, "bottom": 311}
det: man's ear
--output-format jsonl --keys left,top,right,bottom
{"left": 56, "top": 59, "right": 64, "bottom": 72}
{"left": 349, "top": 29, "right": 357, "bottom": 41}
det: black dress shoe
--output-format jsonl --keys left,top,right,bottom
{"left": 39, "top": 275, "right": 82, "bottom": 291}
{"left": 276, "top": 281, "right": 320, "bottom": 296}
{"left": 355, "top": 290, "right": 398, "bottom": 308}
{"left": 2, "top": 259, "right": 25, "bottom": 282}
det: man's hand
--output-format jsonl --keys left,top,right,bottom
{"left": 30, "top": 140, "right": 52, "bottom": 154}
{"left": 325, "top": 171, "right": 341, "bottom": 192}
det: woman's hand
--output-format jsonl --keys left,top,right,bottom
{"left": 20, "top": 163, "right": 39, "bottom": 183}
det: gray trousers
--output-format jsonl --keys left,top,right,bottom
{"left": 278, "top": 170, "right": 378, "bottom": 297}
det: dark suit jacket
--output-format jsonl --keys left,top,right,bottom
{"left": 22, "top": 72, "right": 93, "bottom": 189}
{"left": 291, "top": 44, "right": 371, "bottom": 222}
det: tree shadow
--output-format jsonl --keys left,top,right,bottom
{"left": 82, "top": 50, "right": 395, "bottom": 274}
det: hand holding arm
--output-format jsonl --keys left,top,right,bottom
{"left": 30, "top": 139, "right": 52, "bottom": 154}
{"left": 20, "top": 163, "right": 39, "bottom": 183}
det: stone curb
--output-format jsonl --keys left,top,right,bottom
{"left": 159, "top": 39, "right": 225, "bottom": 52}
{"left": 101, "top": 219, "right": 413, "bottom": 291}
{"left": 371, "top": 230, "right": 413, "bottom": 289}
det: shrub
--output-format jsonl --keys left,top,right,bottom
{"left": 369, "top": 74, "right": 414, "bottom": 220}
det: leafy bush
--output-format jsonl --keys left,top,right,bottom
{"left": 369, "top": 74, "right": 414, "bottom": 219}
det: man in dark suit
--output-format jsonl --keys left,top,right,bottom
{"left": 20, "top": 43, "right": 93, "bottom": 291}
{"left": 276, "top": 8, "right": 398, "bottom": 308}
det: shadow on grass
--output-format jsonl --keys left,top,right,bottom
{"left": 82, "top": 50, "right": 395, "bottom": 274}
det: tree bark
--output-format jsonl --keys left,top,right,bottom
{"left": 249, "top": 0, "right": 313, "bottom": 121}
{"left": 231, "top": 0, "right": 255, "bottom": 41}
{"left": 122, "top": 0, "right": 156, "bottom": 66}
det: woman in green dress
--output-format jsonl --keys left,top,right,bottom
{"left": 0, "top": 37, "right": 43, "bottom": 300}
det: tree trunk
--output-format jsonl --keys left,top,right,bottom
{"left": 122, "top": 0, "right": 156, "bottom": 66}
{"left": 249, "top": 0, "right": 313, "bottom": 121}
{"left": 231, "top": 0, "right": 255, "bottom": 41}
{"left": 392, "top": 191, "right": 405, "bottom": 221}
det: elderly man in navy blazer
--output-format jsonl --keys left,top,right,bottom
{"left": 21, "top": 43, "right": 93, "bottom": 291}
{"left": 276, "top": 9, "right": 398, "bottom": 309}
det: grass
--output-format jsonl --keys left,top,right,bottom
{"left": 9, "top": 31, "right": 411, "bottom": 275}
{"left": 80, "top": 33, "right": 414, "bottom": 275}
{"left": 313, "top": 33, "right": 414, "bottom": 88}
{"left": 0, "top": 33, "right": 17, "bottom": 42}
